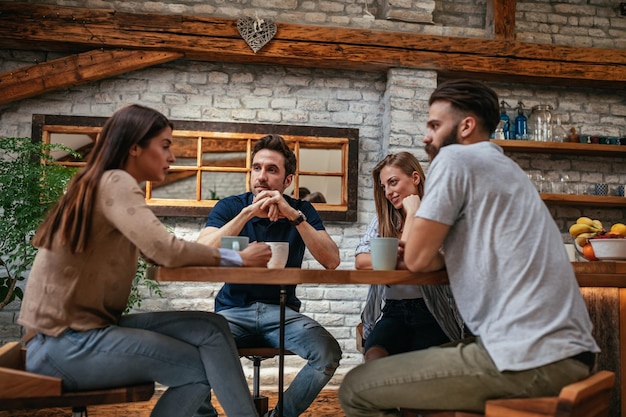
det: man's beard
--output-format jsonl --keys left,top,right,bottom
{"left": 425, "top": 123, "right": 460, "bottom": 160}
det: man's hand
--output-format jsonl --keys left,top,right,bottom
{"left": 253, "top": 190, "right": 299, "bottom": 222}
{"left": 239, "top": 242, "right": 272, "bottom": 267}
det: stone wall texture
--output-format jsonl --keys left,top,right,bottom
{"left": 1, "top": 0, "right": 625, "bottom": 390}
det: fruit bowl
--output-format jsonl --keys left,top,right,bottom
{"left": 589, "top": 238, "right": 626, "bottom": 260}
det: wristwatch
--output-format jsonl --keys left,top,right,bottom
{"left": 289, "top": 210, "right": 307, "bottom": 226}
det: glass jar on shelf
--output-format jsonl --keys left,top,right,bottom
{"left": 529, "top": 104, "right": 553, "bottom": 142}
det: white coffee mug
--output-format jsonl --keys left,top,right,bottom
{"left": 220, "top": 236, "right": 249, "bottom": 251}
{"left": 266, "top": 242, "right": 289, "bottom": 269}
{"left": 370, "top": 237, "right": 398, "bottom": 270}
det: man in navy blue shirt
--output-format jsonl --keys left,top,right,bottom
{"left": 196, "top": 134, "right": 342, "bottom": 417}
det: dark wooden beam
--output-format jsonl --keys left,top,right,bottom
{"left": 0, "top": 49, "right": 182, "bottom": 105}
{"left": 489, "top": 0, "right": 516, "bottom": 40}
{"left": 0, "top": 1, "right": 625, "bottom": 106}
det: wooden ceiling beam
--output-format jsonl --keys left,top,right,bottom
{"left": 0, "top": 1, "right": 625, "bottom": 106}
{"left": 0, "top": 49, "right": 182, "bottom": 105}
{"left": 489, "top": 0, "right": 516, "bottom": 40}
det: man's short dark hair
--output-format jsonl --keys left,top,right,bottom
{"left": 252, "top": 134, "right": 297, "bottom": 177}
{"left": 429, "top": 79, "right": 500, "bottom": 135}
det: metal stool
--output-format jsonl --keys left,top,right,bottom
{"left": 238, "top": 347, "right": 295, "bottom": 417}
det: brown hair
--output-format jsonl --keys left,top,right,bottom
{"left": 429, "top": 79, "right": 500, "bottom": 135}
{"left": 33, "top": 105, "right": 173, "bottom": 253}
{"left": 252, "top": 134, "right": 297, "bottom": 178}
{"left": 372, "top": 152, "right": 425, "bottom": 238}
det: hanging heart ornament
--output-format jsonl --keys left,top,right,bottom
{"left": 237, "top": 16, "right": 277, "bottom": 53}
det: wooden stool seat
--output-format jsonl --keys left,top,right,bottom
{"left": 400, "top": 411, "right": 482, "bottom": 417}
{"left": 400, "top": 370, "right": 615, "bottom": 417}
{"left": 0, "top": 341, "right": 155, "bottom": 417}
{"left": 238, "top": 347, "right": 295, "bottom": 417}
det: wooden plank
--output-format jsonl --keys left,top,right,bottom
{"left": 0, "top": 342, "right": 22, "bottom": 369}
{"left": 490, "top": 0, "right": 516, "bottom": 40}
{"left": 0, "top": 342, "right": 62, "bottom": 399}
{"left": 581, "top": 288, "right": 621, "bottom": 417}
{"left": 3, "top": 2, "right": 625, "bottom": 65}
{"left": 613, "top": 288, "right": 626, "bottom": 416}
{"left": 0, "top": 49, "right": 182, "bottom": 105}
{"left": 0, "top": 367, "right": 63, "bottom": 399}
{"left": 0, "top": 2, "right": 625, "bottom": 95}
{"left": 155, "top": 267, "right": 450, "bottom": 286}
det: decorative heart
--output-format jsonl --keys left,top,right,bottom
{"left": 237, "top": 16, "right": 277, "bottom": 53}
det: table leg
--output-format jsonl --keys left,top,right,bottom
{"left": 278, "top": 285, "right": 285, "bottom": 417}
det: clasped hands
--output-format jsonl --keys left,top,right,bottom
{"left": 251, "top": 190, "right": 297, "bottom": 222}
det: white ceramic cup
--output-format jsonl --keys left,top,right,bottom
{"left": 266, "top": 242, "right": 289, "bottom": 269}
{"left": 220, "top": 236, "right": 249, "bottom": 251}
{"left": 564, "top": 243, "right": 576, "bottom": 262}
{"left": 370, "top": 237, "right": 398, "bottom": 270}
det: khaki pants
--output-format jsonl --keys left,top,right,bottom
{"left": 338, "top": 338, "right": 590, "bottom": 417}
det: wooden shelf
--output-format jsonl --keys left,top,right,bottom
{"left": 541, "top": 193, "right": 626, "bottom": 208}
{"left": 492, "top": 139, "right": 626, "bottom": 156}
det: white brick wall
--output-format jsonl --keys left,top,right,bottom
{"left": 1, "top": 0, "right": 625, "bottom": 389}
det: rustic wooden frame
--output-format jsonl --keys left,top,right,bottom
{"left": 31, "top": 114, "right": 359, "bottom": 222}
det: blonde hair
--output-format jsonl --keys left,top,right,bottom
{"left": 372, "top": 152, "right": 425, "bottom": 238}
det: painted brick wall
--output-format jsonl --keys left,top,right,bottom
{"left": 1, "top": 0, "right": 625, "bottom": 389}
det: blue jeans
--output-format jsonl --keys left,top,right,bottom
{"left": 25, "top": 311, "right": 258, "bottom": 417}
{"left": 339, "top": 337, "right": 590, "bottom": 417}
{"left": 197, "top": 302, "right": 342, "bottom": 417}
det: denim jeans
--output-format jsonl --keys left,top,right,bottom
{"left": 197, "top": 302, "right": 342, "bottom": 417}
{"left": 339, "top": 338, "right": 590, "bottom": 417}
{"left": 25, "top": 311, "right": 258, "bottom": 417}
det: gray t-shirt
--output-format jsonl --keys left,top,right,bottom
{"left": 417, "top": 141, "right": 599, "bottom": 371}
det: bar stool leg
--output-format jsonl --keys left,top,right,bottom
{"left": 252, "top": 356, "right": 269, "bottom": 416}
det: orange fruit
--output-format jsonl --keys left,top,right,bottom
{"left": 610, "top": 223, "right": 626, "bottom": 237}
{"left": 582, "top": 243, "right": 598, "bottom": 261}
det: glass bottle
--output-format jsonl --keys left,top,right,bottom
{"left": 529, "top": 104, "right": 553, "bottom": 142}
{"left": 514, "top": 101, "right": 528, "bottom": 140}
{"left": 552, "top": 116, "right": 568, "bottom": 142}
{"left": 497, "top": 100, "right": 510, "bottom": 139}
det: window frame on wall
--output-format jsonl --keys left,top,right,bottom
{"left": 32, "top": 114, "right": 359, "bottom": 222}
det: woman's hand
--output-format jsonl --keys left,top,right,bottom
{"left": 402, "top": 194, "right": 421, "bottom": 216}
{"left": 396, "top": 240, "right": 408, "bottom": 270}
{"left": 239, "top": 242, "right": 272, "bottom": 267}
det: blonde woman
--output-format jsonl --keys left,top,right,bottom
{"left": 355, "top": 152, "right": 464, "bottom": 361}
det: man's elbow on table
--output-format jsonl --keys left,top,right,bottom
{"left": 403, "top": 218, "right": 448, "bottom": 272}
{"left": 404, "top": 251, "right": 444, "bottom": 273}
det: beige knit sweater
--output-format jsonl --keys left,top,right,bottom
{"left": 19, "top": 170, "right": 221, "bottom": 336}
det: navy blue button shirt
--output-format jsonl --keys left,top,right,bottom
{"left": 205, "top": 192, "right": 326, "bottom": 312}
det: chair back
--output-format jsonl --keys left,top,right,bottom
{"left": 558, "top": 370, "right": 614, "bottom": 417}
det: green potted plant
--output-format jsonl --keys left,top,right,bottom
{"left": 0, "top": 137, "right": 77, "bottom": 309}
{"left": 0, "top": 137, "right": 160, "bottom": 312}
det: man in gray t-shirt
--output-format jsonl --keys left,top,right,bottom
{"left": 339, "top": 79, "right": 599, "bottom": 416}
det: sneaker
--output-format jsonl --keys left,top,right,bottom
{"left": 263, "top": 409, "right": 277, "bottom": 417}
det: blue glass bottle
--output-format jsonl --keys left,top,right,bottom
{"left": 514, "top": 101, "right": 528, "bottom": 140}
{"left": 500, "top": 101, "right": 510, "bottom": 139}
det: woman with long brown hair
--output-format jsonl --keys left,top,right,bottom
{"left": 19, "top": 104, "right": 270, "bottom": 417}
{"left": 355, "top": 152, "right": 464, "bottom": 361}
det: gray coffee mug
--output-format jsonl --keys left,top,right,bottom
{"left": 220, "top": 236, "right": 249, "bottom": 251}
{"left": 370, "top": 237, "right": 398, "bottom": 270}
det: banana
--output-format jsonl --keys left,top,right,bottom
{"left": 576, "top": 232, "right": 597, "bottom": 247}
{"left": 591, "top": 219, "right": 604, "bottom": 231}
{"left": 576, "top": 217, "right": 595, "bottom": 226}
{"left": 569, "top": 223, "right": 596, "bottom": 238}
